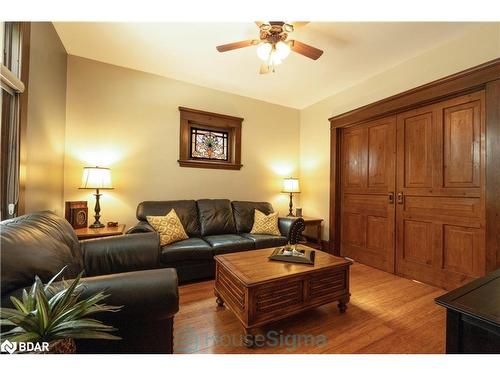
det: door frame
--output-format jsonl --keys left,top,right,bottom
{"left": 329, "top": 58, "right": 500, "bottom": 272}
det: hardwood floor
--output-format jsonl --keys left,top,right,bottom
{"left": 174, "top": 262, "right": 446, "bottom": 353}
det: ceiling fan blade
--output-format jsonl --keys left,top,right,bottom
{"left": 259, "top": 63, "right": 270, "bottom": 74}
{"left": 290, "top": 40, "right": 324, "bottom": 60}
{"left": 290, "top": 21, "right": 309, "bottom": 28}
{"left": 216, "top": 40, "right": 258, "bottom": 52}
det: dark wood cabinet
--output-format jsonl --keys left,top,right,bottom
{"left": 435, "top": 268, "right": 500, "bottom": 353}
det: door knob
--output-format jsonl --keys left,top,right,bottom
{"left": 388, "top": 192, "right": 394, "bottom": 204}
{"left": 397, "top": 192, "right": 404, "bottom": 204}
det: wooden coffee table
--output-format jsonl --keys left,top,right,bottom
{"left": 214, "top": 247, "right": 352, "bottom": 347}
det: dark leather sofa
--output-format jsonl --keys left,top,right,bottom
{"left": 127, "top": 199, "right": 305, "bottom": 283}
{"left": 0, "top": 211, "right": 178, "bottom": 354}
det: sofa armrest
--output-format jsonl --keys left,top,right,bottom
{"left": 278, "top": 217, "right": 305, "bottom": 244}
{"left": 3, "top": 269, "right": 179, "bottom": 321}
{"left": 2, "top": 269, "right": 179, "bottom": 354}
{"left": 126, "top": 221, "right": 155, "bottom": 234}
{"left": 77, "top": 269, "right": 179, "bottom": 318}
{"left": 80, "top": 232, "right": 160, "bottom": 276}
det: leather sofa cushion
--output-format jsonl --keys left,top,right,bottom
{"left": 160, "top": 238, "right": 213, "bottom": 263}
{"left": 203, "top": 234, "right": 255, "bottom": 255}
{"left": 197, "top": 199, "right": 237, "bottom": 236}
{"left": 231, "top": 201, "right": 274, "bottom": 233}
{"left": 241, "top": 233, "right": 287, "bottom": 249}
{"left": 136, "top": 200, "right": 200, "bottom": 237}
{"left": 0, "top": 211, "right": 84, "bottom": 296}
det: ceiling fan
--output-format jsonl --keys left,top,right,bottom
{"left": 216, "top": 21, "right": 324, "bottom": 74}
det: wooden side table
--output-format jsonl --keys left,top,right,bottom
{"left": 299, "top": 217, "right": 323, "bottom": 250}
{"left": 75, "top": 224, "right": 126, "bottom": 240}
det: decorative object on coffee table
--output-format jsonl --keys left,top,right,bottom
{"left": 282, "top": 177, "right": 300, "bottom": 216}
{"left": 79, "top": 166, "right": 113, "bottom": 228}
{"left": 75, "top": 224, "right": 126, "bottom": 240}
{"left": 214, "top": 247, "right": 351, "bottom": 348}
{"left": 295, "top": 207, "right": 302, "bottom": 217}
{"left": 0, "top": 267, "right": 121, "bottom": 354}
{"left": 64, "top": 201, "right": 88, "bottom": 229}
{"left": 268, "top": 244, "right": 315, "bottom": 265}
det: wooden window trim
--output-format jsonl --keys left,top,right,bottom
{"left": 178, "top": 107, "right": 243, "bottom": 170}
{"left": 1, "top": 22, "right": 29, "bottom": 219}
{"left": 18, "top": 22, "right": 30, "bottom": 215}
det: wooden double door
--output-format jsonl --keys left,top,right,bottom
{"left": 340, "top": 91, "right": 485, "bottom": 290}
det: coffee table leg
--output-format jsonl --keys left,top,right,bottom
{"left": 242, "top": 327, "right": 254, "bottom": 348}
{"left": 338, "top": 296, "right": 349, "bottom": 313}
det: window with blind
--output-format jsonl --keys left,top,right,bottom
{"left": 1, "top": 22, "right": 29, "bottom": 220}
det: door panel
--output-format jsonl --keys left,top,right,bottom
{"left": 368, "top": 124, "right": 390, "bottom": 188}
{"left": 366, "top": 216, "right": 387, "bottom": 252}
{"left": 342, "top": 212, "right": 365, "bottom": 247}
{"left": 395, "top": 91, "right": 486, "bottom": 290}
{"left": 403, "top": 112, "right": 433, "bottom": 188}
{"left": 340, "top": 116, "right": 396, "bottom": 273}
{"left": 343, "top": 128, "right": 366, "bottom": 189}
{"left": 402, "top": 220, "right": 433, "bottom": 266}
{"left": 443, "top": 101, "right": 481, "bottom": 188}
{"left": 442, "top": 225, "right": 476, "bottom": 275}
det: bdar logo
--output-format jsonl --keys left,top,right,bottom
{"left": 1, "top": 339, "right": 17, "bottom": 354}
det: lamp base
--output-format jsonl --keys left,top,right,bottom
{"left": 287, "top": 192, "right": 295, "bottom": 217}
{"left": 89, "top": 189, "right": 105, "bottom": 228}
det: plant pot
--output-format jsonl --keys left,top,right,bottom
{"left": 46, "top": 338, "right": 76, "bottom": 354}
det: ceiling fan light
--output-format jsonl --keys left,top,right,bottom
{"left": 270, "top": 52, "right": 282, "bottom": 65}
{"left": 256, "top": 42, "right": 272, "bottom": 61}
{"left": 275, "top": 41, "right": 291, "bottom": 60}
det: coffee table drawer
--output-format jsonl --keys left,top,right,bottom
{"left": 254, "top": 280, "right": 303, "bottom": 315}
{"left": 308, "top": 269, "right": 347, "bottom": 303}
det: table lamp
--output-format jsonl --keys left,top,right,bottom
{"left": 282, "top": 177, "right": 300, "bottom": 217}
{"left": 79, "top": 166, "right": 113, "bottom": 228}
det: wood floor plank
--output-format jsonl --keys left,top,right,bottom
{"left": 174, "top": 262, "right": 446, "bottom": 354}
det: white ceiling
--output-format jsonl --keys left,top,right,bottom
{"left": 53, "top": 22, "right": 480, "bottom": 109}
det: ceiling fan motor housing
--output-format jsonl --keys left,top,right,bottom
{"left": 259, "top": 22, "right": 292, "bottom": 44}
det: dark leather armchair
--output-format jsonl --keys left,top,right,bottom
{"left": 1, "top": 212, "right": 179, "bottom": 354}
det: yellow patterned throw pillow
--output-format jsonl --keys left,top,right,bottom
{"left": 146, "top": 209, "right": 189, "bottom": 246}
{"left": 250, "top": 210, "right": 281, "bottom": 236}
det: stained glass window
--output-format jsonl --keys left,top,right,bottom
{"left": 190, "top": 127, "right": 229, "bottom": 161}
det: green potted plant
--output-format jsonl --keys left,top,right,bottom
{"left": 0, "top": 268, "right": 122, "bottom": 354}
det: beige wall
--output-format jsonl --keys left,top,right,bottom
{"left": 63, "top": 56, "right": 300, "bottom": 229}
{"left": 24, "top": 22, "right": 67, "bottom": 215}
{"left": 299, "top": 23, "right": 500, "bottom": 241}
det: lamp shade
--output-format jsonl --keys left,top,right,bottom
{"left": 282, "top": 177, "right": 300, "bottom": 193}
{"left": 80, "top": 167, "right": 113, "bottom": 190}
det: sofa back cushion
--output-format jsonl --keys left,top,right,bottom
{"left": 0, "top": 211, "right": 84, "bottom": 296}
{"left": 197, "top": 199, "right": 236, "bottom": 236}
{"left": 136, "top": 200, "right": 200, "bottom": 237}
{"left": 231, "top": 201, "right": 274, "bottom": 233}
